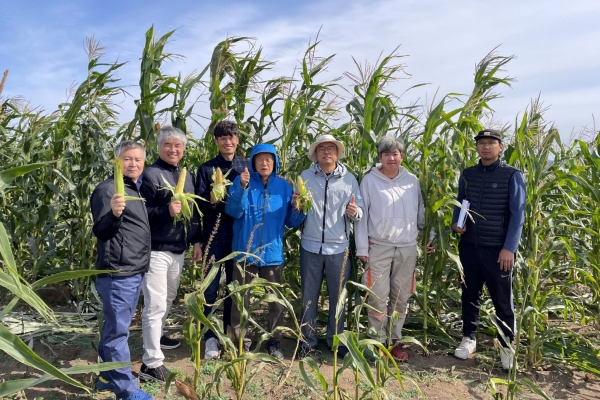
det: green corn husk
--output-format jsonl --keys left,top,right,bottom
{"left": 295, "top": 176, "right": 313, "bottom": 213}
{"left": 113, "top": 158, "right": 145, "bottom": 201}
{"left": 210, "top": 167, "right": 233, "bottom": 203}
{"left": 161, "top": 170, "right": 206, "bottom": 225}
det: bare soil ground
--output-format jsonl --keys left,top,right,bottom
{"left": 1, "top": 301, "right": 599, "bottom": 400}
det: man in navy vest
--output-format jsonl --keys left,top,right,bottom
{"left": 451, "top": 129, "right": 526, "bottom": 371}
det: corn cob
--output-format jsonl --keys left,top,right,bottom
{"left": 113, "top": 158, "right": 145, "bottom": 201}
{"left": 295, "top": 176, "right": 313, "bottom": 213}
{"left": 161, "top": 168, "right": 207, "bottom": 225}
{"left": 175, "top": 167, "right": 186, "bottom": 194}
{"left": 210, "top": 167, "right": 233, "bottom": 203}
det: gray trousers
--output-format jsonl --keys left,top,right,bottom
{"left": 362, "top": 243, "right": 417, "bottom": 342}
{"left": 230, "top": 262, "right": 284, "bottom": 346}
{"left": 300, "top": 248, "right": 350, "bottom": 348}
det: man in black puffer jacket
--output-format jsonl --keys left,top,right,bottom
{"left": 138, "top": 126, "right": 201, "bottom": 383}
{"left": 91, "top": 140, "right": 153, "bottom": 400}
{"left": 451, "top": 129, "right": 526, "bottom": 372}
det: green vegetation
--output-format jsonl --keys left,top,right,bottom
{"left": 1, "top": 25, "right": 599, "bottom": 400}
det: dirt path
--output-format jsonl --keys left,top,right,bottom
{"left": 2, "top": 325, "right": 599, "bottom": 400}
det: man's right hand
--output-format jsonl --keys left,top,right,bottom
{"left": 192, "top": 243, "right": 202, "bottom": 262}
{"left": 169, "top": 200, "right": 182, "bottom": 217}
{"left": 210, "top": 191, "right": 218, "bottom": 205}
{"left": 358, "top": 256, "right": 369, "bottom": 264}
{"left": 451, "top": 222, "right": 466, "bottom": 234}
{"left": 110, "top": 194, "right": 126, "bottom": 217}
{"left": 240, "top": 167, "right": 250, "bottom": 188}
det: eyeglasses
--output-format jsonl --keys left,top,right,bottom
{"left": 161, "top": 142, "right": 184, "bottom": 149}
{"left": 477, "top": 141, "right": 499, "bottom": 147}
{"left": 317, "top": 146, "right": 337, "bottom": 153}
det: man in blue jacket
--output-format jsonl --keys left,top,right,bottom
{"left": 298, "top": 134, "right": 363, "bottom": 360}
{"left": 225, "top": 143, "right": 305, "bottom": 360}
{"left": 451, "top": 129, "right": 526, "bottom": 371}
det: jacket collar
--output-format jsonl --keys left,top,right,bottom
{"left": 156, "top": 157, "right": 180, "bottom": 171}
{"left": 312, "top": 162, "right": 346, "bottom": 178}
{"left": 216, "top": 152, "right": 236, "bottom": 166}
{"left": 371, "top": 165, "right": 407, "bottom": 182}
{"left": 477, "top": 158, "right": 502, "bottom": 171}
{"left": 123, "top": 176, "right": 138, "bottom": 190}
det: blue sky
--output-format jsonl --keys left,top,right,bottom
{"left": 1, "top": 0, "right": 599, "bottom": 139}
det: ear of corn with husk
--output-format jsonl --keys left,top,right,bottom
{"left": 113, "top": 158, "right": 145, "bottom": 201}
{"left": 210, "top": 167, "right": 233, "bottom": 203}
{"left": 161, "top": 168, "right": 206, "bottom": 225}
{"left": 295, "top": 176, "right": 312, "bottom": 213}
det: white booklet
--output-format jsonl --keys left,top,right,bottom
{"left": 457, "top": 199, "right": 470, "bottom": 229}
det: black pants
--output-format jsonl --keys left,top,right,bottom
{"left": 459, "top": 241, "right": 515, "bottom": 347}
{"left": 203, "top": 243, "right": 234, "bottom": 340}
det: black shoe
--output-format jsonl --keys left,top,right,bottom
{"left": 266, "top": 340, "right": 284, "bottom": 361}
{"left": 139, "top": 363, "right": 170, "bottom": 383}
{"left": 160, "top": 335, "right": 180, "bottom": 349}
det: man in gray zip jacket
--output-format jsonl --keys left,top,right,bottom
{"left": 298, "top": 134, "right": 364, "bottom": 359}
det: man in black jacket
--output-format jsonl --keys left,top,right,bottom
{"left": 194, "top": 120, "right": 249, "bottom": 359}
{"left": 451, "top": 129, "right": 526, "bottom": 371}
{"left": 138, "top": 126, "right": 200, "bottom": 382}
{"left": 91, "top": 140, "right": 153, "bottom": 400}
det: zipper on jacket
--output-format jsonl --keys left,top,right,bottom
{"left": 344, "top": 215, "right": 348, "bottom": 240}
{"left": 475, "top": 166, "right": 488, "bottom": 247}
{"left": 135, "top": 186, "right": 152, "bottom": 258}
{"left": 321, "top": 178, "right": 329, "bottom": 243}
{"left": 259, "top": 180, "right": 268, "bottom": 249}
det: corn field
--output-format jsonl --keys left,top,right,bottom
{"left": 0, "top": 26, "right": 599, "bottom": 398}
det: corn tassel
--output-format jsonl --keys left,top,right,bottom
{"left": 113, "top": 158, "right": 145, "bottom": 201}
{"left": 161, "top": 169, "right": 206, "bottom": 225}
{"left": 210, "top": 167, "right": 233, "bottom": 203}
{"left": 295, "top": 176, "right": 313, "bottom": 213}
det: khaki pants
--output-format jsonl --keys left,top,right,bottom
{"left": 230, "top": 262, "right": 284, "bottom": 347}
{"left": 362, "top": 243, "right": 417, "bottom": 342}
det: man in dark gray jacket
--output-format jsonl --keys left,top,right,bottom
{"left": 91, "top": 140, "right": 153, "bottom": 400}
{"left": 138, "top": 126, "right": 200, "bottom": 382}
{"left": 298, "top": 134, "right": 364, "bottom": 359}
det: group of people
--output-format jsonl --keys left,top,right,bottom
{"left": 91, "top": 122, "right": 525, "bottom": 400}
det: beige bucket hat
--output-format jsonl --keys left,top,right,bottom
{"left": 308, "top": 134, "right": 346, "bottom": 162}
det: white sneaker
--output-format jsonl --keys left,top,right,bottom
{"left": 204, "top": 337, "right": 220, "bottom": 359}
{"left": 454, "top": 337, "right": 476, "bottom": 359}
{"left": 500, "top": 347, "right": 517, "bottom": 371}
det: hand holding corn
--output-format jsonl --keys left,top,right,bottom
{"left": 294, "top": 176, "right": 313, "bottom": 213}
{"left": 169, "top": 200, "right": 182, "bottom": 217}
{"left": 160, "top": 168, "right": 206, "bottom": 225}
{"left": 346, "top": 195, "right": 357, "bottom": 217}
{"left": 210, "top": 167, "right": 233, "bottom": 204}
{"left": 110, "top": 194, "right": 126, "bottom": 217}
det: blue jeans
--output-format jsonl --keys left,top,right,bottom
{"left": 96, "top": 273, "right": 144, "bottom": 397}
{"left": 203, "top": 243, "right": 234, "bottom": 340}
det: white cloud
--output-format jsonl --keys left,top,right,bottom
{"left": 1, "top": 0, "right": 598, "bottom": 138}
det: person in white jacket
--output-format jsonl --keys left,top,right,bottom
{"left": 298, "top": 134, "right": 364, "bottom": 360}
{"left": 355, "top": 136, "right": 433, "bottom": 363}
